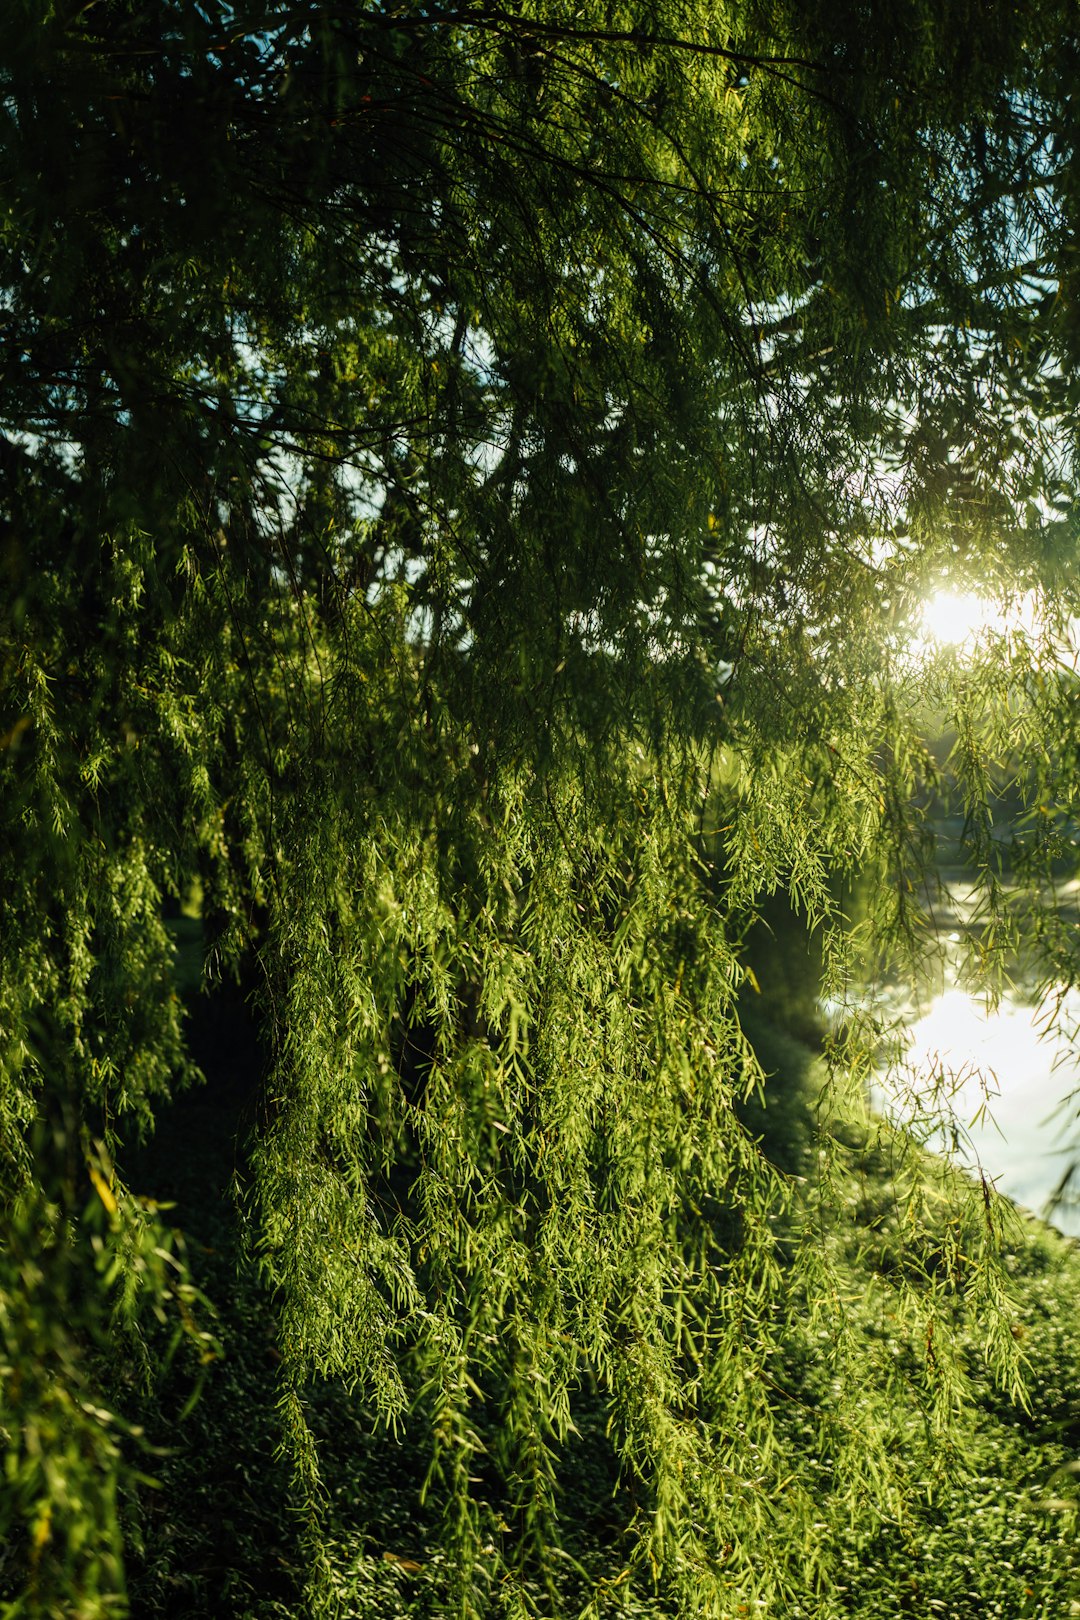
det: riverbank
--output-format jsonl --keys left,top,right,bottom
{"left": 99, "top": 995, "right": 1080, "bottom": 1618}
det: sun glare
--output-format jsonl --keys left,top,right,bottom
{"left": 913, "top": 586, "right": 1070, "bottom": 663}
{"left": 919, "top": 590, "right": 998, "bottom": 649}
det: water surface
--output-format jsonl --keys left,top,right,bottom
{"left": 861, "top": 882, "right": 1080, "bottom": 1237}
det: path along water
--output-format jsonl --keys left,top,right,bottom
{"left": 852, "top": 881, "right": 1080, "bottom": 1238}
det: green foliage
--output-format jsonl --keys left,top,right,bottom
{"left": 0, "top": 1117, "right": 216, "bottom": 1619}
{"left": 109, "top": 1019, "right": 1080, "bottom": 1620}
{"left": 3, "top": 0, "right": 1080, "bottom": 1614}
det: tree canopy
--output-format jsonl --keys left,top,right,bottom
{"left": 3, "top": 2, "right": 1080, "bottom": 1615}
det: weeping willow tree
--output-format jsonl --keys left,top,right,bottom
{"left": 3, "top": 1, "right": 1080, "bottom": 1615}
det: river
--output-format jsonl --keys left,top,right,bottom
{"left": 853, "top": 878, "right": 1080, "bottom": 1238}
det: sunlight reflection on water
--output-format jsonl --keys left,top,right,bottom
{"left": 877, "top": 978, "right": 1080, "bottom": 1236}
